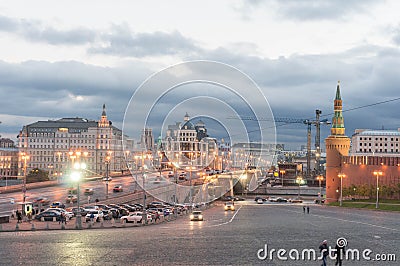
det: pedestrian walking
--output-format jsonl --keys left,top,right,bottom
{"left": 303, "top": 206, "right": 306, "bottom": 213}
{"left": 307, "top": 206, "right": 310, "bottom": 214}
{"left": 16, "top": 210, "right": 22, "bottom": 223}
{"left": 335, "top": 242, "right": 345, "bottom": 266}
{"left": 90, "top": 212, "right": 95, "bottom": 223}
{"left": 319, "top": 240, "right": 329, "bottom": 266}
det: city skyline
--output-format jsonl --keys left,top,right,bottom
{"left": 1, "top": 1, "right": 400, "bottom": 149}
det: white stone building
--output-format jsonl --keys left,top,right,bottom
{"left": 351, "top": 129, "right": 400, "bottom": 155}
{"left": 17, "top": 105, "right": 133, "bottom": 180}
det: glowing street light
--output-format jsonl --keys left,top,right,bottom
{"left": 316, "top": 175, "right": 324, "bottom": 204}
{"left": 279, "top": 169, "right": 286, "bottom": 187}
{"left": 373, "top": 170, "right": 383, "bottom": 209}
{"left": 72, "top": 161, "right": 86, "bottom": 229}
{"left": 20, "top": 152, "right": 30, "bottom": 203}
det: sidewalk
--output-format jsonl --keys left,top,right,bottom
{"left": 0, "top": 214, "right": 183, "bottom": 232}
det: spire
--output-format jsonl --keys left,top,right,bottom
{"left": 331, "top": 81, "right": 345, "bottom": 136}
{"left": 184, "top": 112, "right": 190, "bottom": 121}
{"left": 98, "top": 103, "right": 109, "bottom": 127}
{"left": 335, "top": 81, "right": 341, "bottom": 100}
{"left": 102, "top": 103, "right": 107, "bottom": 117}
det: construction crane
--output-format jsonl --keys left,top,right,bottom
{"left": 228, "top": 110, "right": 330, "bottom": 178}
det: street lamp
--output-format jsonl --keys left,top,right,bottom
{"left": 20, "top": 152, "right": 30, "bottom": 203}
{"left": 71, "top": 161, "right": 86, "bottom": 229}
{"left": 279, "top": 169, "right": 286, "bottom": 187}
{"left": 373, "top": 170, "right": 383, "bottom": 209}
{"left": 316, "top": 175, "right": 324, "bottom": 204}
{"left": 105, "top": 154, "right": 111, "bottom": 199}
{"left": 338, "top": 173, "right": 346, "bottom": 207}
{"left": 296, "top": 176, "right": 304, "bottom": 199}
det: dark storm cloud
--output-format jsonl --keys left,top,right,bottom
{"left": 0, "top": 60, "right": 152, "bottom": 136}
{"left": 193, "top": 44, "right": 400, "bottom": 148}
{"left": 236, "top": 0, "right": 379, "bottom": 21}
{"left": 88, "top": 24, "right": 201, "bottom": 57}
{"left": 0, "top": 15, "right": 96, "bottom": 45}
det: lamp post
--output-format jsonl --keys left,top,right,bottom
{"left": 296, "top": 176, "right": 303, "bottom": 199}
{"left": 20, "top": 152, "right": 30, "bottom": 203}
{"left": 338, "top": 173, "right": 346, "bottom": 207}
{"left": 316, "top": 175, "right": 324, "bottom": 204}
{"left": 373, "top": 170, "right": 383, "bottom": 209}
{"left": 105, "top": 155, "right": 111, "bottom": 199}
{"left": 134, "top": 155, "right": 139, "bottom": 192}
{"left": 279, "top": 169, "right": 286, "bottom": 187}
{"left": 71, "top": 161, "right": 86, "bottom": 229}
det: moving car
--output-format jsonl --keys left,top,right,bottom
{"left": 257, "top": 198, "right": 264, "bottom": 204}
{"left": 113, "top": 185, "right": 123, "bottom": 192}
{"left": 190, "top": 211, "right": 203, "bottom": 221}
{"left": 276, "top": 197, "right": 288, "bottom": 203}
{"left": 84, "top": 188, "right": 94, "bottom": 195}
{"left": 65, "top": 194, "right": 78, "bottom": 203}
{"left": 224, "top": 202, "right": 235, "bottom": 211}
{"left": 33, "top": 197, "right": 50, "bottom": 206}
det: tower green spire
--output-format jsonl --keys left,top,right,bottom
{"left": 331, "top": 81, "right": 345, "bottom": 136}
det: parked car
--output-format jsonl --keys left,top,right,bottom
{"left": 120, "top": 213, "right": 143, "bottom": 223}
{"left": 50, "top": 202, "right": 65, "bottom": 209}
{"left": 65, "top": 194, "right": 78, "bottom": 203}
{"left": 101, "top": 210, "right": 112, "bottom": 220}
{"left": 67, "top": 207, "right": 88, "bottom": 216}
{"left": 84, "top": 188, "right": 94, "bottom": 195}
{"left": 224, "top": 202, "right": 235, "bottom": 211}
{"left": 276, "top": 197, "right": 288, "bottom": 203}
{"left": 113, "top": 185, "right": 123, "bottom": 192}
{"left": 85, "top": 210, "right": 104, "bottom": 222}
{"left": 190, "top": 211, "right": 203, "bottom": 221}
{"left": 257, "top": 198, "right": 264, "bottom": 204}
{"left": 36, "top": 210, "right": 62, "bottom": 221}
{"left": 46, "top": 208, "right": 74, "bottom": 220}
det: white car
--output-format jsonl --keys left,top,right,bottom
{"left": 85, "top": 210, "right": 104, "bottom": 222}
{"left": 120, "top": 213, "right": 143, "bottom": 223}
{"left": 257, "top": 198, "right": 264, "bottom": 204}
{"left": 46, "top": 208, "right": 74, "bottom": 220}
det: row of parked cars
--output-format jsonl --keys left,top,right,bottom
{"left": 34, "top": 200, "right": 189, "bottom": 224}
{"left": 254, "top": 196, "right": 304, "bottom": 204}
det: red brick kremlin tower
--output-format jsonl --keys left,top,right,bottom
{"left": 325, "top": 82, "right": 351, "bottom": 202}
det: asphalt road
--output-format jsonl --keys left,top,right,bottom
{"left": 0, "top": 200, "right": 399, "bottom": 265}
{"left": 0, "top": 171, "right": 183, "bottom": 216}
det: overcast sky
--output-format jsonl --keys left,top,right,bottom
{"left": 1, "top": 0, "right": 400, "bottom": 149}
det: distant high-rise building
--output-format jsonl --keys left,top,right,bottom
{"left": 17, "top": 104, "right": 133, "bottom": 180}
{"left": 325, "top": 82, "right": 351, "bottom": 202}
{"left": 141, "top": 128, "right": 154, "bottom": 151}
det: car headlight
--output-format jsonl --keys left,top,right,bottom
{"left": 231, "top": 207, "right": 235, "bottom": 210}
{"left": 224, "top": 206, "right": 228, "bottom": 210}
{"left": 198, "top": 215, "right": 203, "bottom": 219}
{"left": 190, "top": 215, "right": 194, "bottom": 219}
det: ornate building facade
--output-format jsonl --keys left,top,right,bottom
{"left": 17, "top": 105, "right": 133, "bottom": 180}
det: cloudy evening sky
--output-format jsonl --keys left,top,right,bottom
{"left": 1, "top": 0, "right": 400, "bottom": 149}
